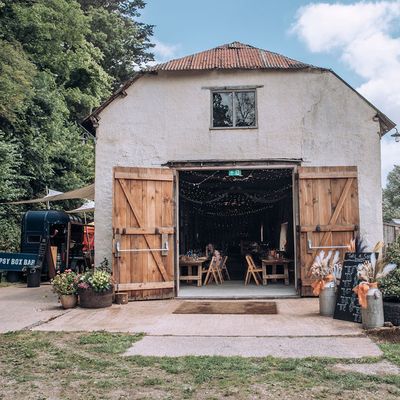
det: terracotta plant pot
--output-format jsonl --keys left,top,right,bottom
{"left": 59, "top": 294, "right": 77, "bottom": 309}
{"left": 78, "top": 287, "right": 113, "bottom": 308}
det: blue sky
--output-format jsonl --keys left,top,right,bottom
{"left": 141, "top": 1, "right": 400, "bottom": 185}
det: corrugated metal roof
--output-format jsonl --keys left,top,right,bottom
{"left": 147, "top": 42, "right": 316, "bottom": 71}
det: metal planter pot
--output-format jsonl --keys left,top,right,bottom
{"left": 319, "top": 287, "right": 336, "bottom": 316}
{"left": 361, "top": 288, "right": 384, "bottom": 329}
{"left": 78, "top": 287, "right": 113, "bottom": 308}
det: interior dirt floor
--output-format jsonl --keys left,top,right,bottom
{"left": 0, "top": 285, "right": 383, "bottom": 358}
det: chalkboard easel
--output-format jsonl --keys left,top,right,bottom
{"left": 333, "top": 252, "right": 376, "bottom": 323}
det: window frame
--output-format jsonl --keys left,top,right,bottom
{"left": 209, "top": 88, "right": 258, "bottom": 130}
{"left": 27, "top": 235, "right": 41, "bottom": 244}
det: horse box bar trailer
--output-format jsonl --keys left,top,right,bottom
{"left": 0, "top": 210, "right": 93, "bottom": 283}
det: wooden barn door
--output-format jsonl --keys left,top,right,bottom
{"left": 298, "top": 166, "right": 359, "bottom": 296}
{"left": 112, "top": 167, "right": 175, "bottom": 300}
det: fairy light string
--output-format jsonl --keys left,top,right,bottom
{"left": 179, "top": 169, "right": 293, "bottom": 217}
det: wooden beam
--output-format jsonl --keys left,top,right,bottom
{"left": 298, "top": 171, "right": 357, "bottom": 179}
{"left": 300, "top": 224, "right": 357, "bottom": 232}
{"left": 156, "top": 227, "right": 175, "bottom": 234}
{"left": 116, "top": 227, "right": 174, "bottom": 235}
{"left": 116, "top": 281, "right": 174, "bottom": 291}
{"left": 115, "top": 172, "right": 173, "bottom": 181}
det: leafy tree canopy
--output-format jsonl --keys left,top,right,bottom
{"left": 80, "top": 0, "right": 154, "bottom": 89}
{"left": 383, "top": 165, "right": 400, "bottom": 222}
{"left": 0, "top": 0, "right": 153, "bottom": 251}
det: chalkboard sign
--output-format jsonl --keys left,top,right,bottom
{"left": 36, "top": 237, "right": 49, "bottom": 269}
{"left": 333, "top": 253, "right": 376, "bottom": 323}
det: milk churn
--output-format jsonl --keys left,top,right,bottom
{"left": 319, "top": 286, "right": 336, "bottom": 316}
{"left": 361, "top": 287, "right": 384, "bottom": 329}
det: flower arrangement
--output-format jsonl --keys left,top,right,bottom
{"left": 51, "top": 269, "right": 79, "bottom": 295}
{"left": 78, "top": 269, "right": 112, "bottom": 293}
{"left": 310, "top": 250, "right": 342, "bottom": 296}
{"left": 78, "top": 258, "right": 113, "bottom": 293}
{"left": 353, "top": 241, "right": 396, "bottom": 308}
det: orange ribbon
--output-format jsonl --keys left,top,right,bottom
{"left": 353, "top": 282, "right": 378, "bottom": 309}
{"left": 311, "top": 274, "right": 335, "bottom": 296}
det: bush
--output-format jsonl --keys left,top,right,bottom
{"left": 379, "top": 268, "right": 400, "bottom": 301}
{"left": 51, "top": 270, "right": 79, "bottom": 295}
{"left": 78, "top": 269, "right": 112, "bottom": 293}
{"left": 386, "top": 237, "right": 400, "bottom": 267}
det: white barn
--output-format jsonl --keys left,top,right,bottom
{"left": 84, "top": 42, "right": 395, "bottom": 298}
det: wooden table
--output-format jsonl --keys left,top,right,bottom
{"left": 261, "top": 258, "right": 293, "bottom": 286}
{"left": 179, "top": 257, "right": 208, "bottom": 287}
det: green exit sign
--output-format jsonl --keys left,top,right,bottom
{"left": 228, "top": 169, "right": 242, "bottom": 177}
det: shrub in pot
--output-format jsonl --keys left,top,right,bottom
{"left": 51, "top": 269, "right": 78, "bottom": 309}
{"left": 379, "top": 267, "right": 400, "bottom": 326}
{"left": 78, "top": 268, "right": 113, "bottom": 309}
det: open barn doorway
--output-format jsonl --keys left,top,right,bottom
{"left": 177, "top": 168, "right": 297, "bottom": 298}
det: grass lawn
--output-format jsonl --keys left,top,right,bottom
{"left": 0, "top": 331, "right": 399, "bottom": 400}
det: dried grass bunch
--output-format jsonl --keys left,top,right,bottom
{"left": 357, "top": 241, "right": 396, "bottom": 283}
{"left": 310, "top": 250, "right": 342, "bottom": 286}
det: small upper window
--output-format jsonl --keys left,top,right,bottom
{"left": 212, "top": 90, "right": 256, "bottom": 128}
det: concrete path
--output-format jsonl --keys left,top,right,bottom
{"left": 34, "top": 298, "right": 364, "bottom": 337}
{"left": 0, "top": 286, "right": 383, "bottom": 358}
{"left": 124, "top": 336, "right": 382, "bottom": 358}
{"left": 0, "top": 284, "right": 67, "bottom": 332}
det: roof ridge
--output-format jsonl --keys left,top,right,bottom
{"left": 216, "top": 41, "right": 256, "bottom": 49}
{"left": 146, "top": 41, "right": 317, "bottom": 72}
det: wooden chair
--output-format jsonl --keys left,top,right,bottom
{"left": 220, "top": 256, "right": 230, "bottom": 280}
{"left": 245, "top": 255, "right": 263, "bottom": 286}
{"left": 203, "top": 256, "right": 222, "bottom": 285}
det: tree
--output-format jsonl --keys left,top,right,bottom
{"left": 0, "top": 131, "right": 25, "bottom": 251}
{"left": 1, "top": 0, "right": 112, "bottom": 119}
{"left": 0, "top": 0, "right": 154, "bottom": 251}
{"left": 383, "top": 165, "right": 400, "bottom": 222}
{"left": 79, "top": 0, "right": 154, "bottom": 89}
{"left": 0, "top": 39, "right": 36, "bottom": 123}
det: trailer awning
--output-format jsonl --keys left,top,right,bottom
{"left": 5, "top": 184, "right": 95, "bottom": 205}
{"left": 67, "top": 200, "right": 95, "bottom": 213}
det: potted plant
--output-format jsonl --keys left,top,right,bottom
{"left": 51, "top": 269, "right": 79, "bottom": 309}
{"left": 379, "top": 268, "right": 400, "bottom": 325}
{"left": 78, "top": 261, "right": 113, "bottom": 308}
{"left": 378, "top": 239, "right": 400, "bottom": 326}
{"left": 310, "top": 250, "right": 342, "bottom": 316}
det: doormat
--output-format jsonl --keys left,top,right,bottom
{"left": 173, "top": 301, "right": 277, "bottom": 315}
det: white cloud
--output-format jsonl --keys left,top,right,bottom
{"left": 134, "top": 39, "right": 181, "bottom": 70}
{"left": 152, "top": 39, "right": 180, "bottom": 61}
{"left": 291, "top": 1, "right": 400, "bottom": 185}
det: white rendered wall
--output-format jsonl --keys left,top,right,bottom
{"left": 94, "top": 70, "right": 382, "bottom": 264}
